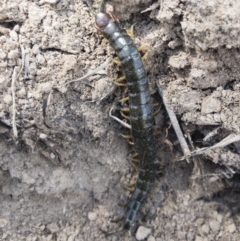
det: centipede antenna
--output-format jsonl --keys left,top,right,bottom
{"left": 84, "top": 0, "right": 96, "bottom": 15}
{"left": 98, "top": 0, "right": 106, "bottom": 12}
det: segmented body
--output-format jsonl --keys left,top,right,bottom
{"left": 95, "top": 12, "right": 158, "bottom": 229}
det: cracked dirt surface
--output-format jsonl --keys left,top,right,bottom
{"left": 0, "top": 0, "right": 240, "bottom": 240}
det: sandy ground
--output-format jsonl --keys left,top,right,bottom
{"left": 1, "top": 0, "right": 240, "bottom": 240}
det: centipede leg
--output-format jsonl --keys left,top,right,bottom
{"left": 99, "top": 227, "right": 120, "bottom": 236}
{"left": 150, "top": 89, "right": 157, "bottom": 95}
{"left": 101, "top": 38, "right": 109, "bottom": 46}
{"left": 120, "top": 134, "right": 134, "bottom": 145}
{"left": 138, "top": 45, "right": 150, "bottom": 67}
{"left": 128, "top": 156, "right": 140, "bottom": 166}
{"left": 128, "top": 155, "right": 140, "bottom": 171}
{"left": 120, "top": 110, "right": 130, "bottom": 120}
{"left": 114, "top": 76, "right": 127, "bottom": 86}
{"left": 152, "top": 103, "right": 161, "bottom": 116}
{"left": 123, "top": 181, "right": 136, "bottom": 192}
{"left": 126, "top": 27, "right": 149, "bottom": 67}
{"left": 126, "top": 24, "right": 136, "bottom": 39}
{"left": 121, "top": 107, "right": 130, "bottom": 112}
{"left": 107, "top": 11, "right": 119, "bottom": 23}
{"left": 113, "top": 57, "right": 122, "bottom": 66}
{"left": 130, "top": 152, "right": 138, "bottom": 159}
{"left": 119, "top": 96, "right": 129, "bottom": 102}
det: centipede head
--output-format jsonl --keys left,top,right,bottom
{"left": 84, "top": 0, "right": 117, "bottom": 32}
{"left": 95, "top": 12, "right": 118, "bottom": 31}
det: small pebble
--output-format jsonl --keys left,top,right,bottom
{"left": 9, "top": 30, "right": 18, "bottom": 41}
{"left": 36, "top": 54, "right": 45, "bottom": 64}
{"left": 88, "top": 212, "right": 97, "bottom": 221}
{"left": 209, "top": 220, "right": 220, "bottom": 232}
{"left": 136, "top": 226, "right": 151, "bottom": 241}
{"left": 40, "top": 225, "right": 45, "bottom": 231}
{"left": 187, "top": 230, "right": 194, "bottom": 241}
{"left": 201, "top": 96, "right": 221, "bottom": 114}
{"left": 3, "top": 94, "right": 12, "bottom": 104}
{"left": 201, "top": 224, "right": 209, "bottom": 234}
{"left": 177, "top": 231, "right": 186, "bottom": 240}
{"left": 147, "top": 235, "right": 155, "bottom": 241}
{"left": 0, "top": 218, "right": 8, "bottom": 228}
{"left": 39, "top": 0, "right": 59, "bottom": 4}
{"left": 47, "top": 222, "right": 59, "bottom": 233}
{"left": 47, "top": 234, "right": 53, "bottom": 241}
{"left": 13, "top": 25, "right": 20, "bottom": 32}
{"left": 2, "top": 233, "right": 7, "bottom": 239}
{"left": 217, "top": 230, "right": 223, "bottom": 238}
{"left": 32, "top": 44, "right": 40, "bottom": 55}
{"left": 0, "top": 76, "right": 7, "bottom": 89}
{"left": 50, "top": 153, "right": 55, "bottom": 159}
{"left": 216, "top": 214, "right": 223, "bottom": 223}
{"left": 40, "top": 133, "right": 47, "bottom": 139}
{"left": 227, "top": 223, "right": 236, "bottom": 233}
{"left": 168, "top": 52, "right": 189, "bottom": 69}
{"left": 17, "top": 87, "right": 26, "bottom": 97}
{"left": 32, "top": 236, "right": 38, "bottom": 241}
{"left": 195, "top": 236, "right": 204, "bottom": 241}
{"left": 38, "top": 82, "right": 52, "bottom": 93}
{"left": 0, "top": 50, "right": 7, "bottom": 59}
{"left": 8, "top": 49, "right": 19, "bottom": 59}
{"left": 67, "top": 234, "right": 75, "bottom": 241}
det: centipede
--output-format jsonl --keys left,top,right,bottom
{"left": 84, "top": 0, "right": 159, "bottom": 229}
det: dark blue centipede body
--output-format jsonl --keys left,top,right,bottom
{"left": 95, "top": 12, "right": 158, "bottom": 229}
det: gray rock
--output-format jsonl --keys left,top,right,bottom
{"left": 201, "top": 96, "right": 221, "bottom": 114}
{"left": 227, "top": 223, "right": 236, "bottom": 233}
{"left": 136, "top": 226, "right": 152, "bottom": 241}
{"left": 209, "top": 220, "right": 221, "bottom": 232}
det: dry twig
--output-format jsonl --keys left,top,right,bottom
{"left": 58, "top": 58, "right": 110, "bottom": 87}
{"left": 141, "top": 2, "right": 160, "bottom": 13}
{"left": 109, "top": 106, "right": 131, "bottom": 129}
{"left": 11, "top": 67, "right": 18, "bottom": 138}
{"left": 203, "top": 127, "right": 221, "bottom": 142}
{"left": 178, "top": 133, "right": 240, "bottom": 161}
{"left": 156, "top": 78, "right": 191, "bottom": 161}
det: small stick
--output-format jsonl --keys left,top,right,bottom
{"left": 11, "top": 67, "right": 18, "bottom": 138}
{"left": 208, "top": 133, "right": 240, "bottom": 149}
{"left": 39, "top": 0, "right": 60, "bottom": 5}
{"left": 24, "top": 52, "right": 30, "bottom": 80}
{"left": 58, "top": 58, "right": 110, "bottom": 87}
{"left": 11, "top": 46, "right": 27, "bottom": 139}
{"left": 203, "top": 127, "right": 221, "bottom": 142}
{"left": 109, "top": 106, "right": 131, "bottom": 129}
{"left": 186, "top": 130, "right": 195, "bottom": 150}
{"left": 17, "top": 45, "right": 25, "bottom": 79}
{"left": 141, "top": 2, "right": 160, "bottom": 13}
{"left": 156, "top": 78, "right": 191, "bottom": 161}
{"left": 178, "top": 133, "right": 240, "bottom": 161}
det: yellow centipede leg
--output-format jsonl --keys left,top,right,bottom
{"left": 119, "top": 96, "right": 129, "bottom": 102}
{"left": 113, "top": 57, "right": 121, "bottom": 66}
{"left": 114, "top": 76, "right": 127, "bottom": 86}
{"left": 123, "top": 182, "right": 136, "bottom": 192}
{"left": 128, "top": 155, "right": 140, "bottom": 169}
{"left": 120, "top": 134, "right": 134, "bottom": 145}
{"left": 138, "top": 45, "right": 150, "bottom": 68}
{"left": 120, "top": 110, "right": 130, "bottom": 120}
{"left": 121, "top": 107, "right": 130, "bottom": 112}
{"left": 126, "top": 24, "right": 136, "bottom": 39}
